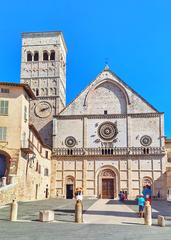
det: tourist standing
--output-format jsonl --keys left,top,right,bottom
{"left": 137, "top": 195, "right": 145, "bottom": 218}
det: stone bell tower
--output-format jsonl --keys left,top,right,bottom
{"left": 20, "top": 31, "right": 67, "bottom": 146}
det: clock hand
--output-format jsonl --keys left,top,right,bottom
{"left": 41, "top": 107, "right": 49, "bottom": 111}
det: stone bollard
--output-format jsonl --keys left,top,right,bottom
{"left": 158, "top": 215, "right": 165, "bottom": 227}
{"left": 144, "top": 201, "right": 152, "bottom": 226}
{"left": 2, "top": 177, "right": 6, "bottom": 186}
{"left": 75, "top": 200, "right": 83, "bottom": 223}
{"left": 9, "top": 176, "right": 15, "bottom": 184}
{"left": 10, "top": 199, "right": 18, "bottom": 221}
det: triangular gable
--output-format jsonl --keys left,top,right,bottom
{"left": 58, "top": 67, "right": 158, "bottom": 116}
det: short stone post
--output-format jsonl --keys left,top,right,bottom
{"left": 2, "top": 177, "right": 6, "bottom": 186}
{"left": 10, "top": 199, "right": 18, "bottom": 221}
{"left": 75, "top": 200, "right": 83, "bottom": 223}
{"left": 144, "top": 200, "right": 152, "bottom": 226}
{"left": 158, "top": 215, "right": 165, "bottom": 227}
{"left": 9, "top": 176, "right": 15, "bottom": 184}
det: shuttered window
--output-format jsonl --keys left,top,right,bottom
{"left": 0, "top": 127, "right": 7, "bottom": 141}
{"left": 0, "top": 100, "right": 8, "bottom": 115}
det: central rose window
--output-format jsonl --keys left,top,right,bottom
{"left": 98, "top": 122, "right": 118, "bottom": 141}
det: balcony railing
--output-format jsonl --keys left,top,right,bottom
{"left": 52, "top": 147, "right": 165, "bottom": 157}
{"left": 21, "top": 140, "right": 34, "bottom": 153}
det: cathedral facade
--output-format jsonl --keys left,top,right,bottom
{"left": 19, "top": 31, "right": 167, "bottom": 200}
{"left": 51, "top": 67, "right": 167, "bottom": 199}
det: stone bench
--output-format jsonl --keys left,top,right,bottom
{"left": 39, "top": 210, "right": 54, "bottom": 222}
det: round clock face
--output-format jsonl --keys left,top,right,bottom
{"left": 35, "top": 101, "right": 52, "bottom": 118}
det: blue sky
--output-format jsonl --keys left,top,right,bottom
{"left": 0, "top": 0, "right": 171, "bottom": 136}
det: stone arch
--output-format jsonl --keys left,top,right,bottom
{"left": 43, "top": 51, "right": 49, "bottom": 61}
{"left": 95, "top": 165, "right": 120, "bottom": 198}
{"left": 52, "top": 80, "right": 57, "bottom": 86}
{"left": 34, "top": 51, "right": 39, "bottom": 61}
{"left": 84, "top": 79, "right": 130, "bottom": 114}
{"left": 27, "top": 51, "right": 32, "bottom": 62}
{"left": 44, "top": 88, "right": 48, "bottom": 96}
{"left": 84, "top": 79, "right": 130, "bottom": 106}
{"left": 50, "top": 50, "right": 55, "bottom": 61}
{"left": 54, "top": 88, "right": 57, "bottom": 95}
{"left": 41, "top": 88, "right": 45, "bottom": 96}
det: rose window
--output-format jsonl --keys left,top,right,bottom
{"left": 98, "top": 122, "right": 118, "bottom": 141}
{"left": 140, "top": 135, "right": 152, "bottom": 146}
{"left": 65, "top": 136, "right": 76, "bottom": 147}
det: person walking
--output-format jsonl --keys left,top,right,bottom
{"left": 137, "top": 195, "right": 145, "bottom": 218}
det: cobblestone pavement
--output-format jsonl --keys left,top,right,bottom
{"left": 0, "top": 199, "right": 171, "bottom": 240}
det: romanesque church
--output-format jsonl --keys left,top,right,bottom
{"left": 20, "top": 32, "right": 167, "bottom": 199}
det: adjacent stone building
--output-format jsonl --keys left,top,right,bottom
{"left": 0, "top": 83, "right": 51, "bottom": 205}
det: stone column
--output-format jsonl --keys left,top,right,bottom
{"left": 83, "top": 159, "right": 87, "bottom": 196}
{"left": 83, "top": 116, "right": 88, "bottom": 148}
{"left": 127, "top": 159, "right": 132, "bottom": 198}
{"left": 127, "top": 116, "right": 133, "bottom": 198}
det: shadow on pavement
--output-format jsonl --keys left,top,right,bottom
{"left": 84, "top": 210, "right": 138, "bottom": 218}
{"left": 106, "top": 200, "right": 137, "bottom": 205}
{"left": 121, "top": 222, "right": 143, "bottom": 225}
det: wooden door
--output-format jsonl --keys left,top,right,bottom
{"left": 102, "top": 179, "right": 114, "bottom": 199}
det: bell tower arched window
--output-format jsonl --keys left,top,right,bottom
{"left": 43, "top": 51, "right": 49, "bottom": 61}
{"left": 27, "top": 52, "right": 32, "bottom": 62}
{"left": 50, "top": 50, "right": 55, "bottom": 61}
{"left": 34, "top": 52, "right": 39, "bottom": 61}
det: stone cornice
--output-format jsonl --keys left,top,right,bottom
{"left": 54, "top": 112, "right": 163, "bottom": 120}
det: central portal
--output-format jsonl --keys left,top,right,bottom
{"left": 102, "top": 179, "right": 114, "bottom": 199}
{"left": 97, "top": 168, "right": 117, "bottom": 199}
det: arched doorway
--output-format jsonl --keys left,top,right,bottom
{"left": 66, "top": 176, "right": 75, "bottom": 199}
{"left": 97, "top": 168, "right": 118, "bottom": 199}
{"left": 0, "top": 154, "right": 7, "bottom": 177}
